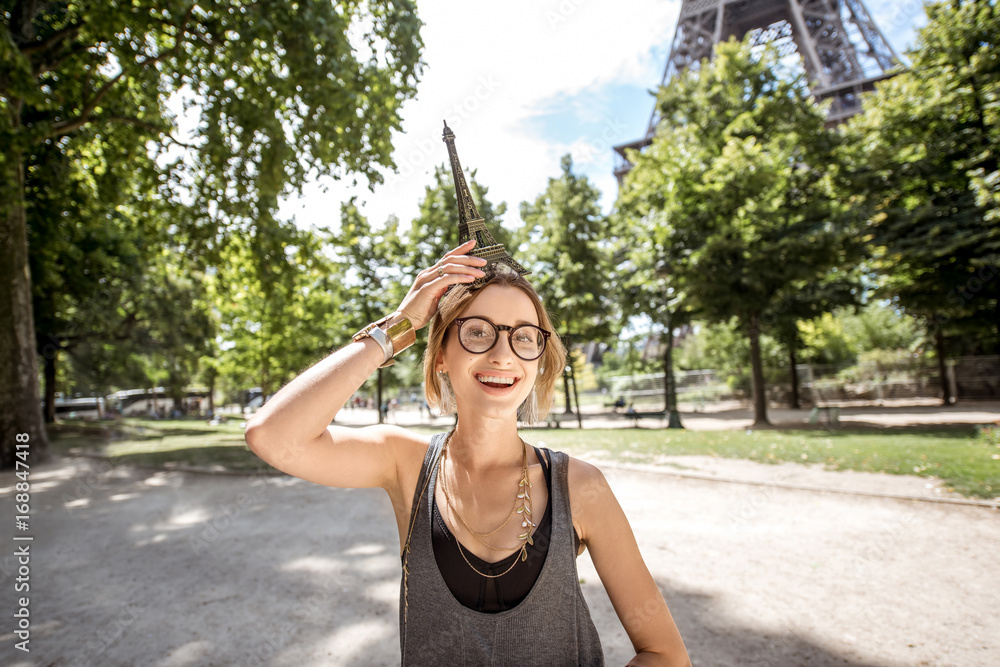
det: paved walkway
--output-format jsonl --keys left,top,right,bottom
{"left": 1, "top": 400, "right": 998, "bottom": 666}
{"left": 1, "top": 453, "right": 997, "bottom": 666}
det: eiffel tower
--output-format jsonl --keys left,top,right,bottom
{"left": 442, "top": 121, "right": 528, "bottom": 288}
{"left": 613, "top": 0, "right": 902, "bottom": 183}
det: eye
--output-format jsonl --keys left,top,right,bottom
{"left": 462, "top": 320, "right": 493, "bottom": 338}
{"left": 513, "top": 330, "right": 535, "bottom": 344}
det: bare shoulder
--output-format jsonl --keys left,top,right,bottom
{"left": 563, "top": 454, "right": 617, "bottom": 550}
{"left": 565, "top": 454, "right": 612, "bottom": 503}
{"left": 373, "top": 424, "right": 433, "bottom": 476}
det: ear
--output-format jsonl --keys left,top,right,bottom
{"left": 434, "top": 347, "right": 447, "bottom": 374}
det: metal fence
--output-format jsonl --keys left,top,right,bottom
{"left": 597, "top": 356, "right": 1000, "bottom": 407}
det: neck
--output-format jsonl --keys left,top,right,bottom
{"left": 448, "top": 410, "right": 522, "bottom": 472}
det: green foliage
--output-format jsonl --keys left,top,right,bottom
{"left": 3, "top": 0, "right": 423, "bottom": 229}
{"left": 517, "top": 154, "right": 616, "bottom": 341}
{"left": 676, "top": 318, "right": 785, "bottom": 393}
{"left": 623, "top": 38, "right": 851, "bottom": 324}
{"left": 3, "top": 0, "right": 424, "bottom": 455}
{"left": 568, "top": 348, "right": 599, "bottom": 392}
{"left": 593, "top": 339, "right": 661, "bottom": 385}
{"left": 210, "top": 217, "right": 341, "bottom": 398}
{"left": 797, "top": 313, "right": 855, "bottom": 366}
{"left": 847, "top": 0, "right": 1000, "bottom": 348}
{"left": 406, "top": 163, "right": 508, "bottom": 274}
{"left": 619, "top": 37, "right": 858, "bottom": 420}
{"left": 679, "top": 301, "right": 923, "bottom": 377}
{"left": 336, "top": 201, "right": 413, "bottom": 394}
{"left": 840, "top": 301, "right": 923, "bottom": 354}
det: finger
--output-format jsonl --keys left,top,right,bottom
{"left": 414, "top": 262, "right": 485, "bottom": 289}
{"left": 436, "top": 262, "right": 488, "bottom": 277}
{"left": 429, "top": 271, "right": 481, "bottom": 293}
{"left": 444, "top": 253, "right": 488, "bottom": 267}
{"left": 443, "top": 239, "right": 477, "bottom": 257}
{"left": 440, "top": 241, "right": 486, "bottom": 263}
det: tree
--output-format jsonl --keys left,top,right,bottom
{"left": 210, "top": 216, "right": 343, "bottom": 408}
{"left": 518, "top": 155, "right": 616, "bottom": 419}
{"left": 611, "top": 205, "right": 693, "bottom": 427}
{"left": 25, "top": 115, "right": 171, "bottom": 420}
{"left": 337, "top": 199, "right": 407, "bottom": 422}
{"left": 620, "top": 38, "right": 855, "bottom": 425}
{"left": 764, "top": 274, "right": 860, "bottom": 408}
{"left": 847, "top": 0, "right": 1000, "bottom": 402}
{"left": 407, "top": 163, "right": 509, "bottom": 269}
{"left": 1, "top": 1, "right": 422, "bottom": 467}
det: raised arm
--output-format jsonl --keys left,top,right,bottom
{"left": 569, "top": 459, "right": 692, "bottom": 667}
{"left": 243, "top": 240, "right": 486, "bottom": 491}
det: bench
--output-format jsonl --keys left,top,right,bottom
{"left": 808, "top": 406, "right": 840, "bottom": 427}
{"left": 626, "top": 410, "right": 667, "bottom": 427}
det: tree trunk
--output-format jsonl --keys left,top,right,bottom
{"left": 569, "top": 363, "right": 582, "bottom": 428}
{"left": 994, "top": 265, "right": 999, "bottom": 353}
{"left": 934, "top": 325, "right": 953, "bottom": 406}
{"left": 662, "top": 317, "right": 683, "bottom": 429}
{"left": 43, "top": 345, "right": 56, "bottom": 422}
{"left": 1, "top": 154, "right": 51, "bottom": 469}
{"left": 747, "top": 312, "right": 770, "bottom": 425}
{"left": 788, "top": 343, "right": 800, "bottom": 410}
{"left": 562, "top": 334, "right": 574, "bottom": 415}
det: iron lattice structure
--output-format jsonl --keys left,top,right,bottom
{"left": 613, "top": 0, "right": 902, "bottom": 183}
{"left": 442, "top": 122, "right": 528, "bottom": 288}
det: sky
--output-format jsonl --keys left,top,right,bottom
{"left": 277, "top": 0, "right": 929, "bottom": 238}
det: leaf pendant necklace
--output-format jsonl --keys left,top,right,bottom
{"left": 440, "top": 434, "right": 536, "bottom": 577}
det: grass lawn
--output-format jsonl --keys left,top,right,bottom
{"left": 518, "top": 426, "right": 1000, "bottom": 499}
{"left": 47, "top": 418, "right": 272, "bottom": 474}
{"left": 47, "top": 418, "right": 1000, "bottom": 499}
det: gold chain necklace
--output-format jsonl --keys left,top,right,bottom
{"left": 440, "top": 442, "right": 526, "bottom": 550}
{"left": 438, "top": 432, "right": 535, "bottom": 578}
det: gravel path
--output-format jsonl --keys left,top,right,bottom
{"left": 2, "top": 449, "right": 998, "bottom": 667}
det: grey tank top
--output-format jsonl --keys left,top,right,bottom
{"left": 399, "top": 432, "right": 605, "bottom": 666}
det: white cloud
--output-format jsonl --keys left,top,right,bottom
{"left": 279, "top": 0, "right": 680, "bottom": 233}
{"left": 279, "top": 0, "right": 924, "bottom": 239}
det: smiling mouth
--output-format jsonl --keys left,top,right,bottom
{"left": 476, "top": 375, "right": 518, "bottom": 389}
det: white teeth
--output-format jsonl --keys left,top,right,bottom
{"left": 477, "top": 375, "right": 515, "bottom": 385}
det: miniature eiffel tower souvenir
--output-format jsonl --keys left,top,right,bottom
{"left": 442, "top": 121, "right": 528, "bottom": 289}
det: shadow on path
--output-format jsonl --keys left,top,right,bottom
{"left": 0, "top": 454, "right": 955, "bottom": 666}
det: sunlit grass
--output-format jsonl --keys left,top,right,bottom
{"left": 49, "top": 418, "right": 272, "bottom": 474}
{"left": 518, "top": 426, "right": 1000, "bottom": 499}
{"left": 48, "top": 418, "right": 1000, "bottom": 498}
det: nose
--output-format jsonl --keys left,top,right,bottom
{"left": 486, "top": 331, "right": 516, "bottom": 365}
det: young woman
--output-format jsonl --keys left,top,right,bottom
{"left": 245, "top": 239, "right": 691, "bottom": 666}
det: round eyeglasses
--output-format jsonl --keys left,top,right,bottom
{"left": 452, "top": 317, "right": 551, "bottom": 361}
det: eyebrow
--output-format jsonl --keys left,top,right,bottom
{"left": 461, "top": 315, "right": 539, "bottom": 328}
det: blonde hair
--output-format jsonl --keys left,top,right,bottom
{"left": 423, "top": 273, "right": 565, "bottom": 424}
